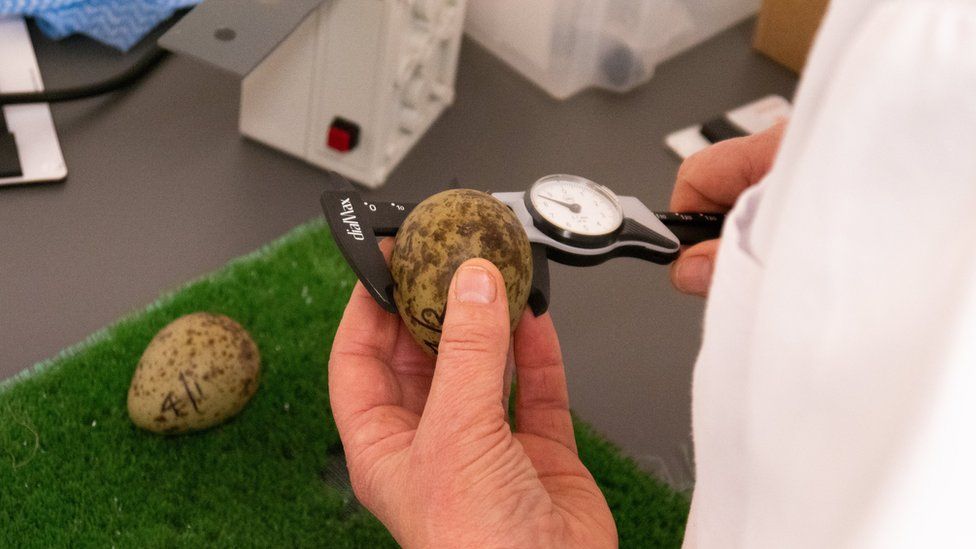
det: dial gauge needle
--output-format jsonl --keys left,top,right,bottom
{"left": 539, "top": 194, "right": 582, "bottom": 213}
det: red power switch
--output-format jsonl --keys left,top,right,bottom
{"left": 327, "top": 117, "right": 360, "bottom": 153}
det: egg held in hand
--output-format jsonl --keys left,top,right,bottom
{"left": 390, "top": 189, "right": 533, "bottom": 355}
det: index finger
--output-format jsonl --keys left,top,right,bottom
{"left": 670, "top": 121, "right": 786, "bottom": 212}
{"left": 513, "top": 310, "right": 576, "bottom": 452}
{"left": 328, "top": 282, "right": 403, "bottom": 435}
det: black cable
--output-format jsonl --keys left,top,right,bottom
{"left": 0, "top": 45, "right": 170, "bottom": 106}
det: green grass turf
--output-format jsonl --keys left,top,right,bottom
{"left": 0, "top": 220, "right": 689, "bottom": 548}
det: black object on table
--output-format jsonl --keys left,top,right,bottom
{"left": 0, "top": 111, "right": 23, "bottom": 178}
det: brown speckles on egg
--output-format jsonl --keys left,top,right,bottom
{"left": 126, "top": 312, "right": 261, "bottom": 435}
{"left": 390, "top": 189, "right": 532, "bottom": 356}
{"left": 240, "top": 340, "right": 255, "bottom": 362}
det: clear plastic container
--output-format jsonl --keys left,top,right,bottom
{"left": 464, "top": 0, "right": 760, "bottom": 99}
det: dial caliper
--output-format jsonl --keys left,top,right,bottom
{"left": 321, "top": 174, "right": 724, "bottom": 316}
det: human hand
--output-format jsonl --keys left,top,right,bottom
{"left": 669, "top": 121, "right": 786, "bottom": 296}
{"left": 329, "top": 257, "right": 616, "bottom": 548}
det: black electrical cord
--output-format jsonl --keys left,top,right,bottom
{"left": 0, "top": 45, "right": 170, "bottom": 106}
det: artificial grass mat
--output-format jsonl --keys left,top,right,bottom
{"left": 0, "top": 220, "right": 689, "bottom": 548}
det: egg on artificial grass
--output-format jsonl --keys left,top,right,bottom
{"left": 390, "top": 189, "right": 532, "bottom": 355}
{"left": 127, "top": 312, "right": 260, "bottom": 434}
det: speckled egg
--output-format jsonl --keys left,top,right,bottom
{"left": 127, "top": 312, "right": 261, "bottom": 434}
{"left": 390, "top": 189, "right": 532, "bottom": 355}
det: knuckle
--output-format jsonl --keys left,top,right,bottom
{"left": 676, "top": 153, "right": 700, "bottom": 183}
{"left": 442, "top": 310, "right": 505, "bottom": 345}
{"left": 347, "top": 465, "right": 376, "bottom": 509}
{"left": 330, "top": 339, "right": 382, "bottom": 363}
{"left": 438, "top": 322, "right": 503, "bottom": 356}
{"left": 678, "top": 143, "right": 724, "bottom": 188}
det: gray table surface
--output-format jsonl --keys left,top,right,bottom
{"left": 0, "top": 18, "right": 795, "bottom": 489}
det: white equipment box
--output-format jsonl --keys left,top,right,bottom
{"left": 239, "top": 0, "right": 467, "bottom": 188}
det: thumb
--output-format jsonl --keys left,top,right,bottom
{"left": 421, "top": 258, "right": 511, "bottom": 434}
{"left": 670, "top": 239, "right": 719, "bottom": 297}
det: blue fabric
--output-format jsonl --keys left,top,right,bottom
{"left": 0, "top": 0, "right": 201, "bottom": 52}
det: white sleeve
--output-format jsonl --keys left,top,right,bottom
{"left": 687, "top": 1, "right": 976, "bottom": 548}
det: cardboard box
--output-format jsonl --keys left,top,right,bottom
{"left": 753, "top": 0, "right": 830, "bottom": 73}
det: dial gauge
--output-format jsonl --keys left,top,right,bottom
{"left": 525, "top": 174, "right": 624, "bottom": 247}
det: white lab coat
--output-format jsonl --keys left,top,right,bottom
{"left": 684, "top": 1, "right": 976, "bottom": 547}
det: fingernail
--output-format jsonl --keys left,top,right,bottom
{"left": 676, "top": 256, "right": 713, "bottom": 294}
{"left": 455, "top": 265, "right": 496, "bottom": 303}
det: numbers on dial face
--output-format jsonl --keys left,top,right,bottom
{"left": 529, "top": 177, "right": 623, "bottom": 237}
